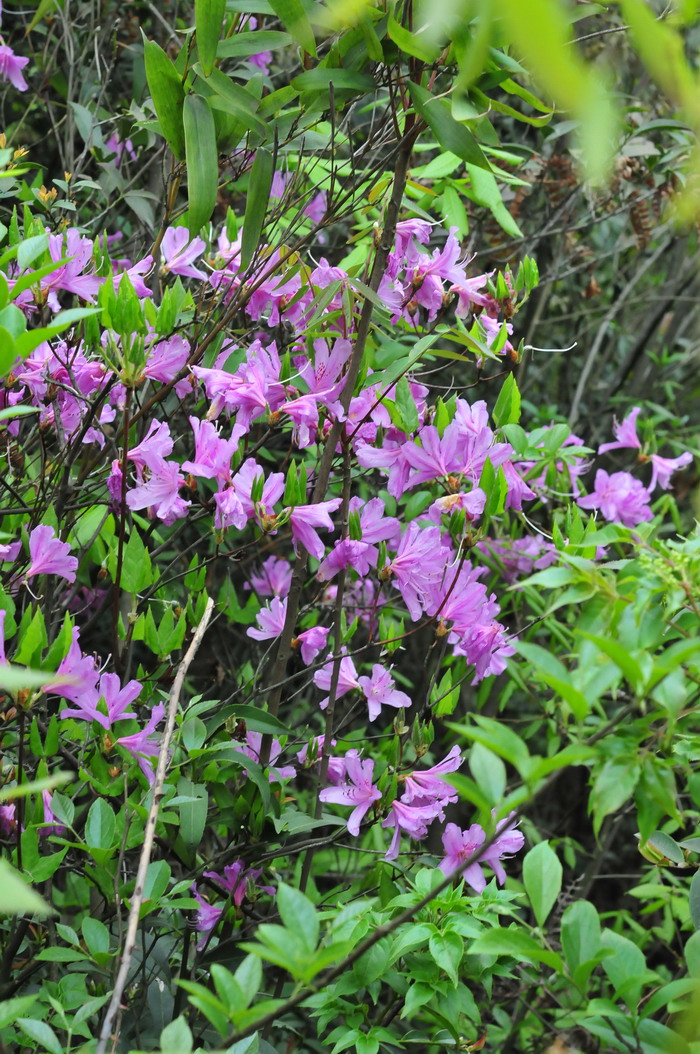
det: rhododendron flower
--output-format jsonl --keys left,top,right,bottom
{"left": 116, "top": 703, "right": 165, "bottom": 784}
{"left": 61, "top": 672, "right": 142, "bottom": 729}
{"left": 126, "top": 458, "right": 191, "bottom": 525}
{"left": 428, "top": 488, "right": 486, "bottom": 524}
{"left": 319, "top": 750, "right": 381, "bottom": 835}
{"left": 438, "top": 814, "right": 524, "bottom": 890}
{"left": 0, "top": 803, "right": 18, "bottom": 836}
{"left": 297, "top": 736, "right": 345, "bottom": 784}
{"left": 237, "top": 730, "right": 296, "bottom": 781}
{"left": 160, "top": 226, "right": 207, "bottom": 280}
{"left": 383, "top": 524, "right": 446, "bottom": 620}
{"left": 127, "top": 421, "right": 174, "bottom": 475}
{"left": 401, "top": 745, "right": 462, "bottom": 806}
{"left": 0, "top": 541, "right": 21, "bottom": 564}
{"left": 598, "top": 406, "right": 642, "bottom": 454}
{"left": 316, "top": 539, "right": 378, "bottom": 582}
{"left": 289, "top": 499, "right": 342, "bottom": 560}
{"left": 44, "top": 628, "right": 99, "bottom": 710}
{"left": 577, "top": 469, "right": 652, "bottom": 527}
{"left": 358, "top": 664, "right": 412, "bottom": 722}
{"left": 295, "top": 625, "right": 329, "bottom": 664}
{"left": 0, "top": 44, "right": 29, "bottom": 91}
{"left": 247, "top": 596, "right": 288, "bottom": 642}
{"left": 382, "top": 799, "right": 443, "bottom": 861}
{"left": 649, "top": 451, "right": 693, "bottom": 492}
{"left": 192, "top": 888, "right": 223, "bottom": 948}
{"left": 40, "top": 791, "right": 65, "bottom": 837}
{"left": 248, "top": 556, "right": 293, "bottom": 598}
{"left": 182, "top": 417, "right": 238, "bottom": 482}
{"left": 26, "top": 525, "right": 78, "bottom": 583}
{"left": 314, "top": 652, "right": 360, "bottom": 709}
{"left": 203, "top": 860, "right": 274, "bottom": 906}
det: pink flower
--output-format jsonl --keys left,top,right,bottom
{"left": 128, "top": 421, "right": 174, "bottom": 475}
{"left": 247, "top": 596, "right": 288, "bottom": 642}
{"left": 649, "top": 451, "right": 693, "bottom": 492}
{"left": 40, "top": 791, "right": 65, "bottom": 838}
{"left": 237, "top": 730, "right": 295, "bottom": 781}
{"left": 483, "top": 812, "right": 525, "bottom": 884}
{"left": 401, "top": 745, "right": 462, "bottom": 806}
{"left": 45, "top": 628, "right": 99, "bottom": 712}
{"left": 314, "top": 652, "right": 360, "bottom": 710}
{"left": 384, "top": 524, "right": 446, "bottom": 621}
{"left": 438, "top": 814, "right": 524, "bottom": 891}
{"left": 295, "top": 625, "right": 329, "bottom": 664}
{"left": 319, "top": 750, "right": 381, "bottom": 835}
{"left": 577, "top": 469, "right": 653, "bottom": 527}
{"left": 126, "top": 458, "right": 191, "bottom": 525}
{"left": 161, "top": 226, "right": 207, "bottom": 280}
{"left": 144, "top": 335, "right": 190, "bottom": 393}
{"left": 297, "top": 735, "right": 345, "bottom": 784}
{"left": 358, "top": 664, "right": 412, "bottom": 722}
{"left": 248, "top": 556, "right": 293, "bottom": 598}
{"left": 289, "top": 499, "right": 342, "bottom": 560}
{"left": 203, "top": 859, "right": 274, "bottom": 906}
{"left": 60, "top": 672, "right": 142, "bottom": 729}
{"left": 316, "top": 539, "right": 378, "bottom": 582}
{"left": 192, "top": 888, "right": 223, "bottom": 948}
{"left": 0, "top": 44, "right": 29, "bottom": 91}
{"left": 598, "top": 407, "right": 642, "bottom": 454}
{"left": 25, "top": 525, "right": 78, "bottom": 583}
{"left": 116, "top": 703, "right": 166, "bottom": 784}
{"left": 428, "top": 488, "right": 486, "bottom": 524}
{"left": 181, "top": 416, "right": 238, "bottom": 482}
{"left": 382, "top": 799, "right": 443, "bottom": 861}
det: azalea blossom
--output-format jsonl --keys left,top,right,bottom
{"left": 247, "top": 596, "right": 288, "bottom": 642}
{"left": 160, "top": 226, "right": 207, "bottom": 280}
{"left": 115, "top": 703, "right": 166, "bottom": 784}
{"left": 319, "top": 750, "right": 381, "bottom": 835}
{"left": 382, "top": 798, "right": 443, "bottom": 861}
{"left": 0, "top": 45, "right": 29, "bottom": 91}
{"left": 649, "top": 451, "right": 693, "bottom": 492}
{"left": 314, "top": 652, "right": 360, "bottom": 709}
{"left": 401, "top": 745, "right": 462, "bottom": 807}
{"left": 598, "top": 406, "right": 642, "bottom": 454}
{"left": 357, "top": 664, "right": 412, "bottom": 722}
{"left": 577, "top": 469, "right": 653, "bottom": 527}
{"left": 438, "top": 813, "right": 524, "bottom": 891}
{"left": 26, "top": 525, "right": 78, "bottom": 583}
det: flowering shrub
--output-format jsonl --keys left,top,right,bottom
{"left": 0, "top": 2, "right": 699, "bottom": 1053}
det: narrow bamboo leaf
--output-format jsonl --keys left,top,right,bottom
{"left": 183, "top": 94, "right": 219, "bottom": 236}
{"left": 409, "top": 82, "right": 491, "bottom": 171}
{"left": 217, "top": 30, "right": 292, "bottom": 59}
{"left": 268, "top": 0, "right": 317, "bottom": 57}
{"left": 240, "top": 147, "right": 273, "bottom": 270}
{"left": 143, "top": 35, "right": 186, "bottom": 160}
{"left": 196, "top": 0, "right": 226, "bottom": 77}
{"left": 291, "top": 68, "right": 376, "bottom": 95}
{"left": 198, "top": 67, "right": 268, "bottom": 138}
{"left": 387, "top": 11, "right": 440, "bottom": 63}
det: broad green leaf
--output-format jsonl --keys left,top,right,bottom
{"left": 428, "top": 931, "right": 463, "bottom": 987}
{"left": 276, "top": 882, "right": 319, "bottom": 952}
{"left": 0, "top": 996, "right": 37, "bottom": 1030}
{"left": 469, "top": 742, "right": 506, "bottom": 804}
{"left": 184, "top": 94, "right": 219, "bottom": 237}
{"left": 196, "top": 0, "right": 226, "bottom": 77}
{"left": 409, "top": 82, "right": 491, "bottom": 171}
{"left": 227, "top": 705, "right": 292, "bottom": 737}
{"left": 470, "top": 927, "right": 563, "bottom": 970}
{"left": 600, "top": 929, "right": 647, "bottom": 1010}
{"left": 160, "top": 1015, "right": 194, "bottom": 1053}
{"left": 143, "top": 35, "right": 186, "bottom": 160}
{"left": 240, "top": 147, "right": 274, "bottom": 271}
{"left": 493, "top": 373, "right": 521, "bottom": 428}
{"left": 590, "top": 758, "right": 640, "bottom": 838}
{"left": 465, "top": 162, "right": 523, "bottom": 238}
{"left": 84, "top": 798, "right": 117, "bottom": 850}
{"left": 0, "top": 859, "right": 54, "bottom": 916}
{"left": 561, "top": 900, "right": 601, "bottom": 973}
{"left": 522, "top": 841, "right": 562, "bottom": 927}
{"left": 17, "top": 1019, "right": 62, "bottom": 1054}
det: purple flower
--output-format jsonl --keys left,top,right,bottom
{"left": 289, "top": 499, "right": 342, "bottom": 560}
{"left": 382, "top": 799, "right": 443, "bottom": 861}
{"left": 26, "top": 525, "right": 78, "bottom": 583}
{"left": 384, "top": 524, "right": 446, "bottom": 621}
{"left": 316, "top": 539, "right": 378, "bottom": 582}
{"left": 192, "top": 888, "right": 223, "bottom": 949}
{"left": 598, "top": 407, "right": 642, "bottom": 454}
{"left": 401, "top": 745, "right": 462, "bottom": 806}
{"left": 126, "top": 457, "right": 191, "bottom": 525}
{"left": 428, "top": 488, "right": 487, "bottom": 524}
{"left": 649, "top": 451, "right": 693, "bottom": 492}
{"left": 247, "top": 596, "right": 288, "bottom": 642}
{"left": 45, "top": 628, "right": 99, "bottom": 711}
{"left": 0, "top": 44, "right": 29, "bottom": 91}
{"left": 295, "top": 625, "right": 329, "bottom": 664}
{"left": 203, "top": 860, "right": 274, "bottom": 906}
{"left": 319, "top": 750, "right": 381, "bottom": 835}
{"left": 577, "top": 469, "right": 653, "bottom": 527}
{"left": 181, "top": 416, "right": 238, "bottom": 483}
{"left": 248, "top": 556, "right": 293, "bottom": 598}
{"left": 60, "top": 672, "right": 142, "bottom": 729}
{"left": 358, "top": 664, "right": 412, "bottom": 722}
{"left": 237, "top": 730, "right": 296, "bottom": 781}
{"left": 438, "top": 813, "right": 524, "bottom": 890}
{"left": 314, "top": 652, "right": 360, "bottom": 710}
{"left": 161, "top": 227, "right": 207, "bottom": 280}
{"left": 40, "top": 791, "right": 65, "bottom": 838}
{"left": 297, "top": 735, "right": 345, "bottom": 784}
{"left": 115, "top": 703, "right": 166, "bottom": 784}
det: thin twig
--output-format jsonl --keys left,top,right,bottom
{"left": 95, "top": 596, "right": 215, "bottom": 1054}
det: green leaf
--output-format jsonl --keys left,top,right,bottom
{"left": 0, "top": 664, "right": 75, "bottom": 693}
{"left": 690, "top": 870, "right": 700, "bottom": 931}
{"left": 84, "top": 798, "right": 117, "bottom": 850}
{"left": 160, "top": 1015, "right": 194, "bottom": 1053}
{"left": 465, "top": 163, "right": 523, "bottom": 238}
{"left": 291, "top": 68, "right": 376, "bottom": 95}
{"left": 240, "top": 147, "right": 274, "bottom": 271}
{"left": 408, "top": 82, "right": 491, "bottom": 171}
{"left": 177, "top": 778, "right": 209, "bottom": 847}
{"left": 522, "top": 841, "right": 562, "bottom": 927}
{"left": 143, "top": 35, "right": 186, "bottom": 160}
{"left": 17, "top": 1019, "right": 62, "bottom": 1054}
{"left": 0, "top": 859, "right": 54, "bottom": 917}
{"left": 118, "top": 527, "right": 153, "bottom": 593}
{"left": 561, "top": 900, "right": 601, "bottom": 973}
{"left": 217, "top": 30, "right": 292, "bottom": 59}
{"left": 227, "top": 705, "right": 292, "bottom": 737}
{"left": 449, "top": 714, "right": 529, "bottom": 773}
{"left": 469, "top": 742, "right": 506, "bottom": 804}
{"left": 268, "top": 0, "right": 317, "bottom": 57}
{"left": 470, "top": 927, "right": 563, "bottom": 970}
{"left": 493, "top": 373, "right": 521, "bottom": 428}
{"left": 184, "top": 94, "right": 219, "bottom": 237}
{"left": 387, "top": 11, "right": 440, "bottom": 63}
{"left": 428, "top": 931, "right": 463, "bottom": 986}
{"left": 394, "top": 376, "right": 419, "bottom": 434}
{"left": 276, "top": 882, "right": 319, "bottom": 953}
{"left": 0, "top": 996, "right": 37, "bottom": 1030}
{"left": 600, "top": 929, "right": 647, "bottom": 1010}
{"left": 196, "top": 0, "right": 226, "bottom": 77}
